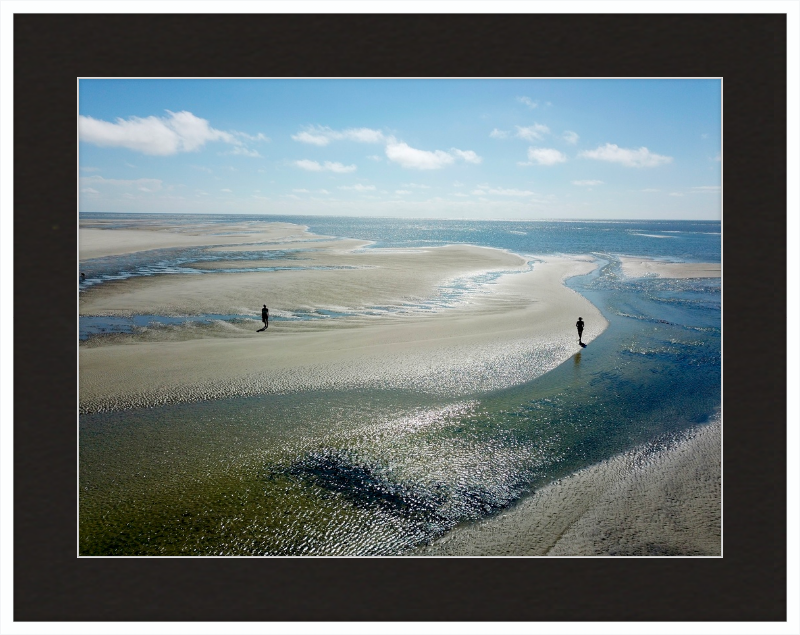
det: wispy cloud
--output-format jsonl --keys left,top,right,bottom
{"left": 515, "top": 124, "right": 550, "bottom": 141}
{"left": 292, "top": 125, "right": 385, "bottom": 146}
{"left": 472, "top": 187, "right": 537, "bottom": 197}
{"left": 580, "top": 143, "right": 672, "bottom": 167}
{"left": 572, "top": 180, "right": 603, "bottom": 186}
{"left": 293, "top": 159, "right": 357, "bottom": 173}
{"left": 385, "top": 141, "right": 481, "bottom": 170}
{"left": 563, "top": 130, "right": 579, "bottom": 145}
{"left": 490, "top": 128, "right": 510, "bottom": 139}
{"left": 517, "top": 96, "right": 538, "bottom": 109}
{"left": 338, "top": 184, "right": 376, "bottom": 191}
{"left": 691, "top": 186, "right": 721, "bottom": 193}
{"left": 80, "top": 175, "right": 163, "bottom": 192}
{"left": 224, "top": 146, "right": 262, "bottom": 158}
{"left": 79, "top": 110, "right": 264, "bottom": 156}
{"left": 520, "top": 147, "right": 567, "bottom": 166}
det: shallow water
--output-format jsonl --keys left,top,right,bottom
{"left": 79, "top": 218, "right": 720, "bottom": 556}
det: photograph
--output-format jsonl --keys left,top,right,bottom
{"left": 78, "top": 78, "right": 722, "bottom": 558}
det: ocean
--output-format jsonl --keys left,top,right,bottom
{"left": 79, "top": 214, "right": 721, "bottom": 556}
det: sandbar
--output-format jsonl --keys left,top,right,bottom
{"left": 618, "top": 256, "right": 721, "bottom": 279}
{"left": 79, "top": 220, "right": 314, "bottom": 260}
{"left": 416, "top": 415, "right": 721, "bottom": 556}
{"left": 79, "top": 221, "right": 606, "bottom": 413}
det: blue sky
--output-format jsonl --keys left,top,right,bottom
{"left": 78, "top": 79, "right": 721, "bottom": 220}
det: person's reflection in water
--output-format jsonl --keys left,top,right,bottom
{"left": 573, "top": 351, "right": 582, "bottom": 367}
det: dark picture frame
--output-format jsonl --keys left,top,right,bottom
{"left": 13, "top": 12, "right": 786, "bottom": 623}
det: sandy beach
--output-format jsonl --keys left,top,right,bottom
{"left": 619, "top": 256, "right": 721, "bottom": 279}
{"left": 79, "top": 221, "right": 606, "bottom": 413}
{"left": 79, "top": 219, "right": 313, "bottom": 260}
{"left": 416, "top": 414, "right": 721, "bottom": 556}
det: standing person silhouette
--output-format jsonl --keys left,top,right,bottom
{"left": 576, "top": 317, "right": 584, "bottom": 345}
{"left": 262, "top": 305, "right": 269, "bottom": 330}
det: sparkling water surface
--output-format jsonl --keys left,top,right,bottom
{"left": 79, "top": 214, "right": 720, "bottom": 556}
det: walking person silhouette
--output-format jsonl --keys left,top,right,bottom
{"left": 261, "top": 305, "right": 269, "bottom": 331}
{"left": 576, "top": 317, "right": 585, "bottom": 345}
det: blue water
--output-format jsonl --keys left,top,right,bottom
{"left": 79, "top": 213, "right": 720, "bottom": 556}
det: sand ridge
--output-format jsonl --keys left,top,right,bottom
{"left": 80, "top": 219, "right": 607, "bottom": 413}
{"left": 618, "top": 256, "right": 721, "bottom": 279}
{"left": 79, "top": 219, "right": 317, "bottom": 260}
{"left": 416, "top": 415, "right": 721, "bottom": 557}
{"left": 79, "top": 255, "right": 606, "bottom": 412}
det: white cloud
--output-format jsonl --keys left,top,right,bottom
{"left": 367, "top": 155, "right": 383, "bottom": 161}
{"left": 291, "top": 125, "right": 385, "bottom": 146}
{"left": 81, "top": 187, "right": 99, "bottom": 195}
{"left": 669, "top": 192, "right": 684, "bottom": 197}
{"left": 641, "top": 188, "right": 660, "bottom": 192}
{"left": 385, "top": 141, "right": 481, "bottom": 170}
{"left": 395, "top": 190, "right": 412, "bottom": 195}
{"left": 517, "top": 96, "right": 538, "bottom": 109}
{"left": 385, "top": 141, "right": 455, "bottom": 170}
{"left": 572, "top": 180, "right": 603, "bottom": 186}
{"left": 292, "top": 188, "right": 310, "bottom": 193}
{"left": 293, "top": 159, "right": 357, "bottom": 173}
{"left": 402, "top": 183, "right": 431, "bottom": 189}
{"left": 563, "top": 130, "right": 579, "bottom": 145}
{"left": 80, "top": 175, "right": 163, "bottom": 192}
{"left": 453, "top": 181, "right": 464, "bottom": 187}
{"left": 235, "top": 132, "right": 270, "bottom": 143}
{"left": 490, "top": 128, "right": 510, "bottom": 139}
{"left": 479, "top": 187, "right": 537, "bottom": 197}
{"left": 515, "top": 124, "right": 550, "bottom": 141}
{"left": 691, "top": 186, "right": 721, "bottom": 193}
{"left": 339, "top": 184, "right": 376, "bottom": 191}
{"left": 523, "top": 147, "right": 567, "bottom": 166}
{"left": 221, "top": 188, "right": 233, "bottom": 193}
{"left": 78, "top": 110, "right": 260, "bottom": 156}
{"left": 225, "top": 147, "right": 262, "bottom": 158}
{"left": 450, "top": 148, "right": 482, "bottom": 164}
{"left": 579, "top": 143, "right": 672, "bottom": 167}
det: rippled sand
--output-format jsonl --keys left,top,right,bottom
{"left": 416, "top": 415, "right": 721, "bottom": 556}
{"left": 79, "top": 220, "right": 606, "bottom": 413}
{"left": 619, "top": 256, "right": 721, "bottom": 279}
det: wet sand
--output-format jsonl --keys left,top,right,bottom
{"left": 79, "top": 220, "right": 312, "bottom": 260}
{"left": 416, "top": 415, "right": 721, "bottom": 556}
{"left": 619, "top": 256, "right": 721, "bottom": 279}
{"left": 80, "top": 221, "right": 606, "bottom": 413}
